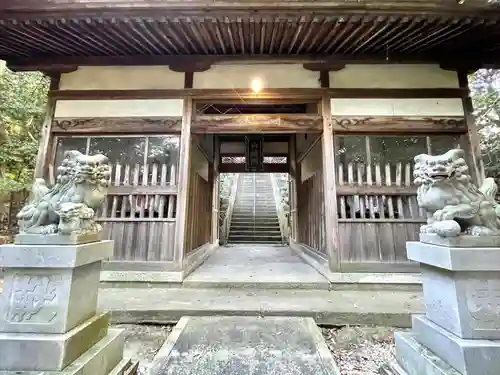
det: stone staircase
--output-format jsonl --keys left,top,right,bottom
{"left": 228, "top": 173, "right": 283, "bottom": 244}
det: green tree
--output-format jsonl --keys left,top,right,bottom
{"left": 0, "top": 66, "right": 50, "bottom": 193}
{"left": 470, "top": 69, "right": 500, "bottom": 180}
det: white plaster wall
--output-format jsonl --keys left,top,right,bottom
{"left": 301, "top": 140, "right": 323, "bottom": 182}
{"left": 191, "top": 145, "right": 209, "bottom": 181}
{"left": 59, "top": 66, "right": 185, "bottom": 90}
{"left": 193, "top": 64, "right": 320, "bottom": 89}
{"left": 330, "top": 64, "right": 459, "bottom": 89}
{"left": 330, "top": 98, "right": 464, "bottom": 117}
{"left": 54, "top": 99, "right": 184, "bottom": 118}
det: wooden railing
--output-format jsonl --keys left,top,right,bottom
{"left": 94, "top": 161, "right": 178, "bottom": 262}
{"left": 336, "top": 161, "right": 423, "bottom": 270}
{"left": 270, "top": 174, "right": 288, "bottom": 244}
{"left": 219, "top": 174, "right": 240, "bottom": 245}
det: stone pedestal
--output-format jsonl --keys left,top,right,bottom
{"left": 0, "top": 240, "right": 137, "bottom": 374}
{"left": 382, "top": 238, "right": 500, "bottom": 375}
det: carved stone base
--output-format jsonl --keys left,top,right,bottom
{"left": 0, "top": 313, "right": 109, "bottom": 371}
{"left": 0, "top": 241, "right": 113, "bottom": 334}
{"left": 407, "top": 241, "right": 500, "bottom": 340}
{"left": 413, "top": 315, "right": 500, "bottom": 375}
{"left": 419, "top": 233, "right": 500, "bottom": 248}
{"left": 15, "top": 231, "right": 102, "bottom": 245}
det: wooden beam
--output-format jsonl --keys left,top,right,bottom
{"left": 321, "top": 95, "right": 340, "bottom": 272}
{"left": 211, "top": 135, "right": 221, "bottom": 243}
{"left": 297, "top": 134, "right": 323, "bottom": 164}
{"left": 458, "top": 71, "right": 485, "bottom": 184}
{"left": 184, "top": 72, "right": 194, "bottom": 89}
{"left": 1, "top": 1, "right": 498, "bottom": 18}
{"left": 108, "top": 185, "right": 178, "bottom": 195}
{"left": 319, "top": 71, "right": 330, "bottom": 89}
{"left": 52, "top": 117, "right": 182, "bottom": 133}
{"left": 9, "top": 54, "right": 500, "bottom": 72}
{"left": 219, "top": 164, "right": 289, "bottom": 173}
{"left": 337, "top": 185, "right": 417, "bottom": 195}
{"left": 35, "top": 75, "right": 59, "bottom": 180}
{"left": 49, "top": 87, "right": 467, "bottom": 101}
{"left": 173, "top": 97, "right": 193, "bottom": 270}
{"left": 331, "top": 116, "right": 467, "bottom": 133}
{"left": 191, "top": 114, "right": 323, "bottom": 133}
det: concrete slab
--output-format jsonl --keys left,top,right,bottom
{"left": 148, "top": 316, "right": 340, "bottom": 375}
{"left": 183, "top": 245, "right": 330, "bottom": 289}
{"left": 99, "top": 287, "right": 423, "bottom": 328}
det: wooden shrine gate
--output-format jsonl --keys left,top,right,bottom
{"left": 42, "top": 62, "right": 478, "bottom": 279}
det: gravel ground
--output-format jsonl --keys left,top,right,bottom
{"left": 113, "top": 324, "right": 173, "bottom": 375}
{"left": 322, "top": 326, "right": 407, "bottom": 375}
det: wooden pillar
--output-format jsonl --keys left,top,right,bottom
{"left": 211, "top": 136, "right": 221, "bottom": 244}
{"left": 34, "top": 75, "right": 59, "bottom": 179}
{"left": 288, "top": 134, "right": 300, "bottom": 242}
{"left": 458, "top": 71, "right": 485, "bottom": 184}
{"left": 321, "top": 96, "right": 340, "bottom": 272}
{"left": 173, "top": 97, "right": 193, "bottom": 269}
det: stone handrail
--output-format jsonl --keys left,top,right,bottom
{"left": 270, "top": 174, "right": 288, "bottom": 244}
{"left": 220, "top": 174, "right": 240, "bottom": 245}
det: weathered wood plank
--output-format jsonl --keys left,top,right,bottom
{"left": 52, "top": 117, "right": 182, "bottom": 133}
{"left": 321, "top": 95, "right": 340, "bottom": 271}
{"left": 3, "top": 0, "right": 495, "bottom": 14}
{"left": 108, "top": 185, "right": 178, "bottom": 195}
{"left": 332, "top": 116, "right": 467, "bottom": 133}
{"left": 192, "top": 114, "right": 323, "bottom": 133}
{"left": 174, "top": 97, "right": 193, "bottom": 267}
{"left": 337, "top": 185, "right": 417, "bottom": 195}
{"left": 219, "top": 163, "right": 289, "bottom": 173}
{"left": 49, "top": 87, "right": 468, "bottom": 101}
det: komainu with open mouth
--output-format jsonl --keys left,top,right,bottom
{"left": 17, "top": 150, "right": 111, "bottom": 236}
{"left": 414, "top": 149, "right": 500, "bottom": 237}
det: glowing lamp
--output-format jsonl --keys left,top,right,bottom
{"left": 251, "top": 78, "right": 263, "bottom": 93}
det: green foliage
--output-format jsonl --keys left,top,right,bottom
{"left": 0, "top": 66, "right": 50, "bottom": 193}
{"left": 470, "top": 69, "right": 500, "bottom": 180}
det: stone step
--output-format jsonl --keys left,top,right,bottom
{"left": 228, "top": 234, "right": 281, "bottom": 238}
{"left": 231, "top": 212, "right": 279, "bottom": 216}
{"left": 233, "top": 204, "right": 277, "bottom": 207}
{"left": 230, "top": 225, "right": 281, "bottom": 230}
{"left": 230, "top": 220, "right": 280, "bottom": 225}
{"left": 228, "top": 236, "right": 282, "bottom": 242}
{"left": 231, "top": 218, "right": 280, "bottom": 222}
{"left": 231, "top": 213, "right": 279, "bottom": 216}
{"left": 99, "top": 287, "right": 422, "bottom": 327}
{"left": 147, "top": 316, "right": 340, "bottom": 375}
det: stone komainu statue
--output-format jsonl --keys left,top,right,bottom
{"left": 17, "top": 150, "right": 111, "bottom": 235}
{"left": 414, "top": 148, "right": 500, "bottom": 237}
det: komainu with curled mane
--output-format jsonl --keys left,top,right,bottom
{"left": 414, "top": 149, "right": 500, "bottom": 237}
{"left": 17, "top": 150, "right": 111, "bottom": 235}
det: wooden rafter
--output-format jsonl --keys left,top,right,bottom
{"left": 1, "top": 14, "right": 500, "bottom": 69}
